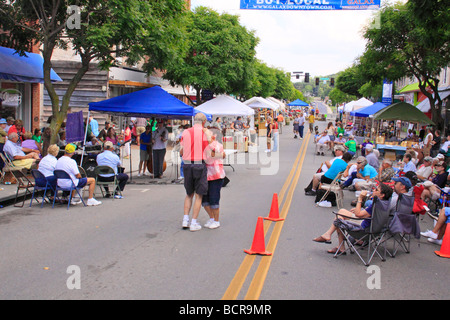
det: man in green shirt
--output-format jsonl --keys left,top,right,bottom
{"left": 344, "top": 135, "right": 357, "bottom": 156}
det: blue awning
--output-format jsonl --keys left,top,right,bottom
{"left": 350, "top": 102, "right": 388, "bottom": 117}
{"left": 89, "top": 86, "right": 211, "bottom": 120}
{"left": 0, "top": 46, "right": 62, "bottom": 83}
{"left": 287, "top": 99, "right": 309, "bottom": 107}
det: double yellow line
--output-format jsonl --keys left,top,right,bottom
{"left": 222, "top": 130, "right": 311, "bottom": 300}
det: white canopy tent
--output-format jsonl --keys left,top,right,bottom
{"left": 195, "top": 95, "right": 255, "bottom": 116}
{"left": 266, "top": 97, "right": 286, "bottom": 111}
{"left": 244, "top": 96, "right": 280, "bottom": 111}
{"left": 343, "top": 97, "right": 373, "bottom": 112}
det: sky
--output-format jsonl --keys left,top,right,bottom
{"left": 190, "top": 0, "right": 381, "bottom": 78}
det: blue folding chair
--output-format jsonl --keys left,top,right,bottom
{"left": 52, "top": 169, "right": 86, "bottom": 210}
{"left": 30, "top": 169, "right": 53, "bottom": 208}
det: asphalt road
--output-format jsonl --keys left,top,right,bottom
{"left": 0, "top": 121, "right": 448, "bottom": 301}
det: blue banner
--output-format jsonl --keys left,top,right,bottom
{"left": 240, "top": 0, "right": 380, "bottom": 10}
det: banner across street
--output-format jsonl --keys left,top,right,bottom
{"left": 240, "top": 0, "right": 381, "bottom": 10}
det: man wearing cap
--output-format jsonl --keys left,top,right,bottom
{"left": 96, "top": 141, "right": 129, "bottom": 198}
{"left": 416, "top": 156, "right": 433, "bottom": 180}
{"left": 54, "top": 143, "right": 101, "bottom": 206}
{"left": 391, "top": 176, "right": 413, "bottom": 210}
{"left": 305, "top": 145, "right": 346, "bottom": 195}
{"left": 334, "top": 133, "right": 346, "bottom": 147}
{"left": 315, "top": 130, "right": 331, "bottom": 156}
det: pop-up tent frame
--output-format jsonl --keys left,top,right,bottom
{"left": 84, "top": 86, "right": 211, "bottom": 180}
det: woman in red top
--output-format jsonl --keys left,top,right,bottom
{"left": 8, "top": 119, "right": 25, "bottom": 142}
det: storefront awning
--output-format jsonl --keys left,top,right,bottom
{"left": 0, "top": 46, "right": 62, "bottom": 83}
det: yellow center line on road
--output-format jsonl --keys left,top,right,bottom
{"left": 221, "top": 130, "right": 311, "bottom": 300}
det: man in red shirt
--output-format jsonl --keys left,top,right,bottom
{"left": 180, "top": 113, "right": 211, "bottom": 231}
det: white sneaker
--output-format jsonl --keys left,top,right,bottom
{"left": 71, "top": 197, "right": 82, "bottom": 205}
{"left": 420, "top": 229, "right": 437, "bottom": 239}
{"left": 427, "top": 238, "right": 443, "bottom": 245}
{"left": 189, "top": 222, "right": 202, "bottom": 232}
{"left": 209, "top": 221, "right": 220, "bottom": 229}
{"left": 137, "top": 173, "right": 142, "bottom": 177}
{"left": 182, "top": 219, "right": 190, "bottom": 228}
{"left": 318, "top": 201, "right": 332, "bottom": 208}
{"left": 114, "top": 194, "right": 123, "bottom": 199}
{"left": 87, "top": 198, "right": 102, "bottom": 206}
{"left": 204, "top": 220, "right": 214, "bottom": 228}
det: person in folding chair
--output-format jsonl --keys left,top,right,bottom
{"left": 54, "top": 143, "right": 102, "bottom": 206}
{"left": 35, "top": 144, "right": 59, "bottom": 195}
{"left": 306, "top": 151, "right": 352, "bottom": 197}
{"left": 96, "top": 141, "right": 129, "bottom": 199}
{"left": 3, "top": 132, "right": 40, "bottom": 169}
{"left": 313, "top": 183, "right": 393, "bottom": 255}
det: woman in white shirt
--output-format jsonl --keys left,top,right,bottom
{"left": 36, "top": 144, "right": 59, "bottom": 191}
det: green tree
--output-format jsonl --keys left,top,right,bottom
{"left": 0, "top": 0, "right": 187, "bottom": 142}
{"left": 328, "top": 88, "right": 357, "bottom": 106}
{"left": 163, "top": 6, "right": 259, "bottom": 105}
{"left": 360, "top": 1, "right": 450, "bottom": 129}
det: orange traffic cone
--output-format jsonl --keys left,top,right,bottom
{"left": 244, "top": 217, "right": 272, "bottom": 256}
{"left": 435, "top": 226, "right": 450, "bottom": 258}
{"left": 264, "top": 193, "right": 284, "bottom": 222}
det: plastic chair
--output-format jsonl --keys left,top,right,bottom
{"left": 52, "top": 169, "right": 86, "bottom": 210}
{"left": 29, "top": 169, "right": 54, "bottom": 208}
{"left": 94, "top": 166, "right": 121, "bottom": 199}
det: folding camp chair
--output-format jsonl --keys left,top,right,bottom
{"left": 12, "top": 169, "right": 35, "bottom": 207}
{"left": 29, "top": 169, "right": 54, "bottom": 208}
{"left": 317, "top": 172, "right": 344, "bottom": 209}
{"left": 52, "top": 169, "right": 86, "bottom": 210}
{"left": 387, "top": 193, "right": 420, "bottom": 257}
{"left": 94, "top": 166, "right": 122, "bottom": 199}
{"left": 332, "top": 197, "right": 392, "bottom": 266}
{"left": 0, "top": 152, "right": 22, "bottom": 184}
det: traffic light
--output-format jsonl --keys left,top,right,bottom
{"left": 304, "top": 73, "right": 309, "bottom": 83}
{"left": 330, "top": 77, "right": 335, "bottom": 86}
{"left": 315, "top": 77, "right": 319, "bottom": 86}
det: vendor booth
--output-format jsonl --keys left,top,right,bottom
{"left": 372, "top": 102, "right": 434, "bottom": 160}
{"left": 195, "top": 95, "right": 255, "bottom": 153}
{"left": 87, "top": 86, "right": 211, "bottom": 180}
{"left": 244, "top": 97, "right": 280, "bottom": 136}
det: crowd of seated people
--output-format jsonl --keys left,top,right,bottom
{"left": 0, "top": 115, "right": 130, "bottom": 206}
{"left": 308, "top": 123, "right": 450, "bottom": 254}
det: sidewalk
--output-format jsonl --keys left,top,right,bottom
{"left": 0, "top": 144, "right": 184, "bottom": 207}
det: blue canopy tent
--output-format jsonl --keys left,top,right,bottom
{"left": 0, "top": 46, "right": 62, "bottom": 83}
{"left": 87, "top": 86, "right": 211, "bottom": 180}
{"left": 287, "top": 99, "right": 309, "bottom": 107}
{"left": 349, "top": 102, "right": 388, "bottom": 117}
{"left": 88, "top": 86, "right": 210, "bottom": 120}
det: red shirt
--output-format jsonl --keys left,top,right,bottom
{"left": 181, "top": 124, "right": 209, "bottom": 162}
